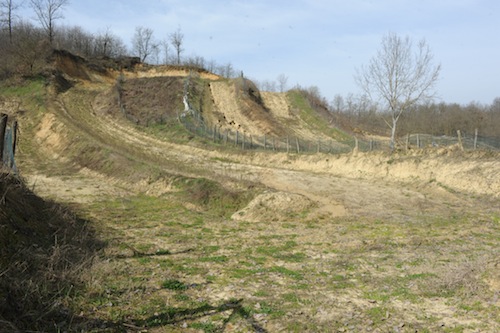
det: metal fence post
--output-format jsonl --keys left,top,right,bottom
{"left": 457, "top": 130, "right": 464, "bottom": 151}
{"left": 10, "top": 121, "right": 18, "bottom": 169}
{"left": 0, "top": 113, "right": 8, "bottom": 165}
{"left": 474, "top": 128, "right": 478, "bottom": 150}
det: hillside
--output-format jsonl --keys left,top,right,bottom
{"left": 1, "top": 52, "right": 499, "bottom": 332}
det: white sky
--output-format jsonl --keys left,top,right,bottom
{"left": 21, "top": 0, "right": 500, "bottom": 105}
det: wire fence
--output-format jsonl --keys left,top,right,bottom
{"left": 180, "top": 119, "right": 354, "bottom": 154}
{"left": 178, "top": 74, "right": 500, "bottom": 154}
{"left": 179, "top": 110, "right": 500, "bottom": 154}
{"left": 402, "top": 131, "right": 500, "bottom": 151}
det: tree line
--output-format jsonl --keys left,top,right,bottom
{"left": 330, "top": 94, "right": 500, "bottom": 140}
{"left": 0, "top": 0, "right": 242, "bottom": 79}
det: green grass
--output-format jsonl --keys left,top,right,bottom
{"left": 199, "top": 255, "right": 229, "bottom": 263}
{"left": 287, "top": 90, "right": 350, "bottom": 141}
{"left": 0, "top": 76, "right": 46, "bottom": 100}
{"left": 365, "top": 306, "right": 390, "bottom": 324}
{"left": 268, "top": 266, "right": 303, "bottom": 280}
{"left": 161, "top": 279, "right": 188, "bottom": 290}
{"left": 190, "top": 321, "right": 218, "bottom": 333}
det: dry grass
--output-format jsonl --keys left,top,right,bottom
{"left": 0, "top": 172, "right": 103, "bottom": 332}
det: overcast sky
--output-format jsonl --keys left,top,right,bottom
{"left": 22, "top": 0, "right": 500, "bottom": 105}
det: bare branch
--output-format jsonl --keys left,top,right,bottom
{"left": 132, "top": 26, "right": 157, "bottom": 63}
{"left": 169, "top": 27, "right": 184, "bottom": 65}
{"left": 0, "top": 0, "right": 22, "bottom": 43}
{"left": 354, "top": 32, "right": 441, "bottom": 149}
{"left": 29, "top": 0, "right": 69, "bottom": 44}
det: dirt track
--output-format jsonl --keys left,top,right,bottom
{"left": 25, "top": 79, "right": 500, "bottom": 219}
{"left": 27, "top": 104, "right": 498, "bottom": 224}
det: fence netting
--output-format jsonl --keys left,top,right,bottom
{"left": 179, "top": 112, "right": 499, "bottom": 154}
{"left": 176, "top": 75, "right": 500, "bottom": 154}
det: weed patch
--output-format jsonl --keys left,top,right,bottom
{"left": 173, "top": 176, "right": 254, "bottom": 217}
{"left": 161, "top": 279, "right": 188, "bottom": 291}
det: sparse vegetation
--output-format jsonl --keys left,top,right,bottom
{"left": 54, "top": 195, "right": 498, "bottom": 332}
{"left": 288, "top": 88, "right": 350, "bottom": 141}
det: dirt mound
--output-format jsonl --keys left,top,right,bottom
{"left": 232, "top": 190, "right": 316, "bottom": 222}
{"left": 34, "top": 112, "right": 71, "bottom": 160}
{"left": 51, "top": 50, "right": 220, "bottom": 86}
{"left": 51, "top": 50, "right": 92, "bottom": 81}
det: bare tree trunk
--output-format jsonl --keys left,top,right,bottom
{"left": 390, "top": 117, "right": 397, "bottom": 150}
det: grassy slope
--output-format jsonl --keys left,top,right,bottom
{"left": 287, "top": 90, "right": 350, "bottom": 141}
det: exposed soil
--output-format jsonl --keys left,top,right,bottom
{"left": 209, "top": 80, "right": 289, "bottom": 137}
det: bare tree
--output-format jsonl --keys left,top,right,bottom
{"left": 11, "top": 21, "right": 50, "bottom": 74}
{"left": 332, "top": 94, "right": 345, "bottom": 113}
{"left": 150, "top": 43, "right": 160, "bottom": 64}
{"left": 223, "top": 62, "right": 234, "bottom": 78}
{"left": 258, "top": 79, "right": 276, "bottom": 92}
{"left": 94, "top": 27, "right": 113, "bottom": 57}
{"left": 277, "top": 73, "right": 288, "bottom": 93}
{"left": 160, "top": 38, "right": 169, "bottom": 64}
{"left": 0, "top": 0, "right": 21, "bottom": 43}
{"left": 206, "top": 59, "right": 216, "bottom": 73}
{"left": 94, "top": 27, "right": 127, "bottom": 58}
{"left": 169, "top": 27, "right": 184, "bottom": 65}
{"left": 491, "top": 97, "right": 500, "bottom": 114}
{"left": 355, "top": 32, "right": 441, "bottom": 149}
{"left": 55, "top": 25, "right": 94, "bottom": 56}
{"left": 132, "top": 26, "right": 156, "bottom": 63}
{"left": 29, "top": 0, "right": 69, "bottom": 44}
